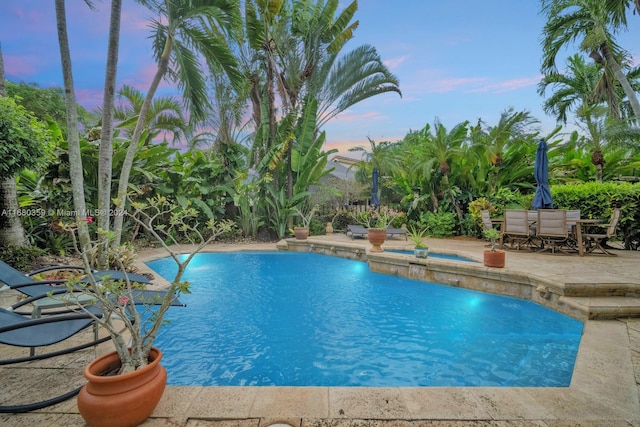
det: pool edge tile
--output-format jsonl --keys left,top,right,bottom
{"left": 250, "top": 386, "right": 329, "bottom": 418}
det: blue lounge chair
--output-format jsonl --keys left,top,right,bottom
{"left": 386, "top": 225, "right": 407, "bottom": 240}
{"left": 347, "top": 224, "right": 368, "bottom": 239}
{"left": 0, "top": 304, "right": 110, "bottom": 413}
{"left": 0, "top": 260, "right": 184, "bottom": 313}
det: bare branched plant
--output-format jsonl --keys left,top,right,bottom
{"left": 66, "top": 195, "right": 235, "bottom": 374}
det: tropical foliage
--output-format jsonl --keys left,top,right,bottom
{"left": 1, "top": 0, "right": 639, "bottom": 256}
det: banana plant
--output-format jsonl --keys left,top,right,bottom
{"left": 291, "top": 99, "right": 337, "bottom": 196}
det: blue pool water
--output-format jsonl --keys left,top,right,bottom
{"left": 146, "top": 252, "right": 583, "bottom": 387}
{"left": 386, "top": 249, "right": 476, "bottom": 262}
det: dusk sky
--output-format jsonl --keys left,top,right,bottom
{"left": 1, "top": 1, "right": 639, "bottom": 157}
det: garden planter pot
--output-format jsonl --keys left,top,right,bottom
{"left": 483, "top": 250, "right": 506, "bottom": 268}
{"left": 367, "top": 228, "right": 387, "bottom": 252}
{"left": 77, "top": 347, "right": 167, "bottom": 427}
{"left": 414, "top": 247, "right": 429, "bottom": 258}
{"left": 294, "top": 227, "right": 309, "bottom": 240}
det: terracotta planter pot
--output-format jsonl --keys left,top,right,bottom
{"left": 367, "top": 228, "right": 387, "bottom": 252}
{"left": 77, "top": 347, "right": 167, "bottom": 427}
{"left": 294, "top": 227, "right": 309, "bottom": 240}
{"left": 483, "top": 250, "right": 506, "bottom": 268}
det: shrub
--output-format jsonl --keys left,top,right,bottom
{"left": 0, "top": 245, "right": 46, "bottom": 271}
{"left": 418, "top": 211, "right": 456, "bottom": 237}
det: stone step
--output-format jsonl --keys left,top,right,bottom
{"left": 562, "top": 282, "right": 640, "bottom": 297}
{"left": 560, "top": 296, "right": 640, "bottom": 319}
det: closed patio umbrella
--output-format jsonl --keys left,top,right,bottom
{"left": 371, "top": 167, "right": 380, "bottom": 208}
{"left": 533, "top": 139, "right": 553, "bottom": 210}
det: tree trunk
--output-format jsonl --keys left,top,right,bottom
{"left": 0, "top": 178, "right": 28, "bottom": 247}
{"left": 601, "top": 43, "right": 640, "bottom": 122}
{"left": 0, "top": 42, "right": 29, "bottom": 247}
{"left": 97, "top": 0, "right": 122, "bottom": 269}
{"left": 55, "top": 0, "right": 91, "bottom": 252}
{"left": 0, "top": 41, "right": 5, "bottom": 96}
{"left": 112, "top": 35, "right": 172, "bottom": 248}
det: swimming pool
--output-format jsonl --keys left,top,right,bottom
{"left": 146, "top": 251, "right": 583, "bottom": 387}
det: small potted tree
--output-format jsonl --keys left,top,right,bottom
{"left": 352, "top": 207, "right": 398, "bottom": 252}
{"left": 483, "top": 227, "right": 505, "bottom": 268}
{"left": 291, "top": 204, "right": 318, "bottom": 240}
{"left": 408, "top": 226, "right": 429, "bottom": 258}
{"left": 68, "top": 197, "right": 235, "bottom": 427}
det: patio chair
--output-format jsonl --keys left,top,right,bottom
{"left": 386, "top": 225, "right": 407, "bottom": 240}
{"left": 582, "top": 208, "right": 621, "bottom": 256}
{"left": 0, "top": 305, "right": 110, "bottom": 413}
{"left": 500, "top": 210, "right": 531, "bottom": 250}
{"left": 347, "top": 224, "right": 368, "bottom": 239}
{"left": 536, "top": 209, "right": 570, "bottom": 254}
{"left": 565, "top": 209, "right": 581, "bottom": 250}
{"left": 481, "top": 210, "right": 502, "bottom": 247}
{"left": 481, "top": 210, "right": 503, "bottom": 232}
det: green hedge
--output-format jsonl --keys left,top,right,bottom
{"left": 551, "top": 182, "right": 640, "bottom": 250}
{"left": 468, "top": 182, "right": 640, "bottom": 249}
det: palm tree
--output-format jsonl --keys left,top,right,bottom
{"left": 55, "top": 0, "right": 91, "bottom": 250}
{"left": 604, "top": 0, "right": 640, "bottom": 25}
{"left": 471, "top": 109, "right": 539, "bottom": 193}
{"left": 541, "top": 0, "right": 640, "bottom": 122}
{"left": 112, "top": 0, "right": 241, "bottom": 247}
{"left": 349, "top": 137, "right": 398, "bottom": 207}
{"left": 539, "top": 54, "right": 618, "bottom": 121}
{"left": 539, "top": 54, "right": 614, "bottom": 180}
{"left": 314, "top": 44, "right": 402, "bottom": 129}
{"left": 113, "top": 85, "right": 188, "bottom": 145}
{"left": 428, "top": 119, "right": 469, "bottom": 220}
{"left": 96, "top": 0, "right": 122, "bottom": 269}
{"left": 242, "top": 0, "right": 401, "bottom": 198}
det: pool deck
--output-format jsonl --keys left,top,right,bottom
{"left": 2, "top": 235, "right": 640, "bottom": 426}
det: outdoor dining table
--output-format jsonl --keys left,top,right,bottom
{"left": 573, "top": 218, "right": 603, "bottom": 256}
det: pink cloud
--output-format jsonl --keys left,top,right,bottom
{"left": 468, "top": 76, "right": 541, "bottom": 94}
{"left": 428, "top": 77, "right": 488, "bottom": 93}
{"left": 4, "top": 55, "right": 39, "bottom": 76}
{"left": 384, "top": 55, "right": 408, "bottom": 70}
{"left": 75, "top": 88, "right": 105, "bottom": 111}
{"left": 324, "top": 134, "right": 404, "bottom": 157}
{"left": 6, "top": 6, "right": 53, "bottom": 33}
{"left": 122, "top": 10, "right": 151, "bottom": 31}
{"left": 121, "top": 63, "right": 162, "bottom": 92}
{"left": 325, "top": 111, "right": 385, "bottom": 125}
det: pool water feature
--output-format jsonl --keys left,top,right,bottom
{"left": 146, "top": 252, "right": 583, "bottom": 387}
{"left": 386, "top": 249, "right": 476, "bottom": 262}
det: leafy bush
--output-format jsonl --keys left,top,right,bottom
{"left": 309, "top": 218, "right": 325, "bottom": 236}
{"left": 332, "top": 211, "right": 352, "bottom": 232}
{"left": 552, "top": 182, "right": 640, "bottom": 249}
{"left": 492, "top": 188, "right": 526, "bottom": 209}
{"left": 418, "top": 211, "right": 456, "bottom": 237}
{"left": 0, "top": 245, "right": 46, "bottom": 271}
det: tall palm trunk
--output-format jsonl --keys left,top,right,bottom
{"left": 0, "top": 179, "right": 29, "bottom": 246}
{"left": 596, "top": 44, "right": 640, "bottom": 122}
{"left": 112, "top": 35, "right": 172, "bottom": 248}
{"left": 55, "top": 0, "right": 91, "bottom": 252}
{"left": 0, "top": 41, "right": 4, "bottom": 96}
{"left": 96, "top": 0, "right": 122, "bottom": 269}
{"left": 0, "top": 42, "right": 29, "bottom": 247}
